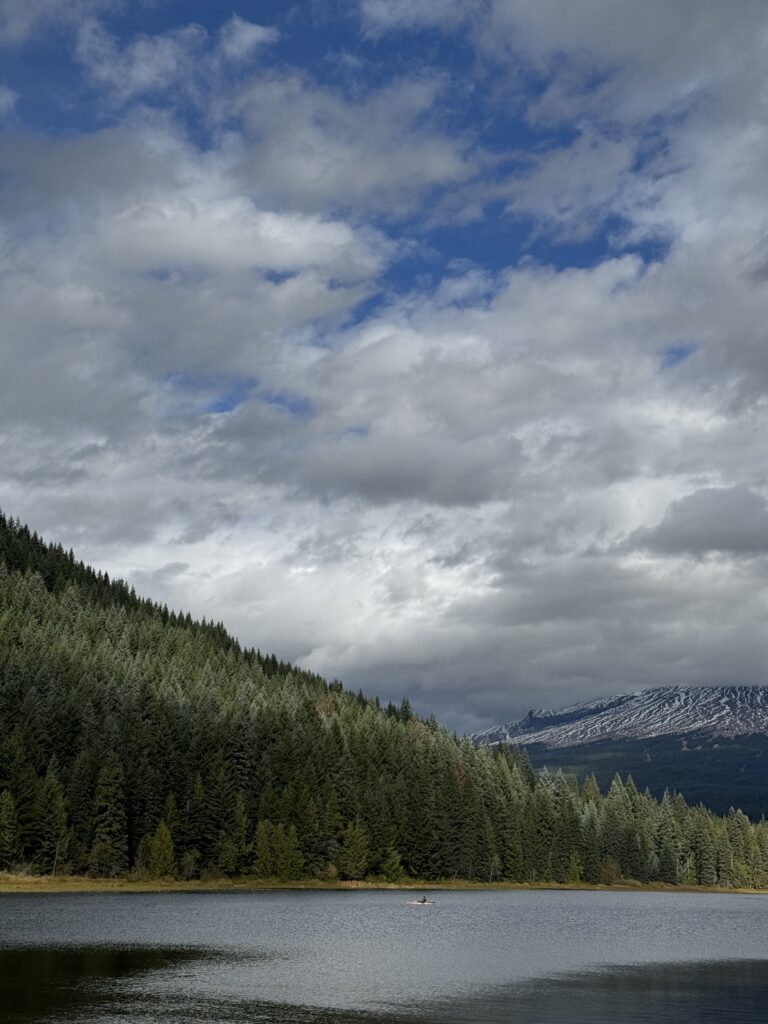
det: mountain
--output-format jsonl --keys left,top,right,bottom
{"left": 474, "top": 686, "right": 768, "bottom": 748}
{"left": 474, "top": 686, "right": 768, "bottom": 818}
{"left": 0, "top": 512, "right": 535, "bottom": 882}
{"left": 4, "top": 512, "right": 768, "bottom": 889}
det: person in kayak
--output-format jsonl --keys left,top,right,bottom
{"left": 417, "top": 896, "right": 428, "bottom": 904}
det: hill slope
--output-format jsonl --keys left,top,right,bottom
{"left": 3, "top": 513, "right": 768, "bottom": 889}
{"left": 0, "top": 512, "right": 534, "bottom": 882}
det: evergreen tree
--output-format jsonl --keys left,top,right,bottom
{"left": 382, "top": 848, "right": 406, "bottom": 882}
{"left": 0, "top": 790, "right": 20, "bottom": 869}
{"left": 565, "top": 851, "right": 584, "bottom": 885}
{"left": 339, "top": 820, "right": 370, "bottom": 880}
{"left": 253, "top": 820, "right": 273, "bottom": 877}
{"left": 33, "top": 761, "right": 69, "bottom": 873}
{"left": 89, "top": 753, "right": 128, "bottom": 876}
{"left": 580, "top": 803, "right": 601, "bottom": 885}
{"left": 148, "top": 820, "right": 175, "bottom": 878}
{"left": 273, "top": 823, "right": 304, "bottom": 881}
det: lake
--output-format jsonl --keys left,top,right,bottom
{"left": 1, "top": 889, "right": 767, "bottom": 1023}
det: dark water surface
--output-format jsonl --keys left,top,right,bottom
{"left": 1, "top": 889, "right": 767, "bottom": 1023}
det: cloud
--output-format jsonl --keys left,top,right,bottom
{"left": 630, "top": 487, "right": 768, "bottom": 558}
{"left": 235, "top": 73, "right": 474, "bottom": 214}
{"left": 103, "top": 199, "right": 389, "bottom": 280}
{"left": 76, "top": 18, "right": 207, "bottom": 102}
{"left": 217, "top": 15, "right": 278, "bottom": 62}
{"left": 360, "top": 0, "right": 480, "bottom": 33}
{"left": 76, "top": 15, "right": 279, "bottom": 104}
{"left": 0, "top": 84, "right": 16, "bottom": 116}
{"left": 4, "top": 3, "right": 768, "bottom": 736}
{"left": 362, "top": 0, "right": 766, "bottom": 125}
{"left": 503, "top": 130, "right": 637, "bottom": 239}
{"left": 0, "top": 0, "right": 114, "bottom": 45}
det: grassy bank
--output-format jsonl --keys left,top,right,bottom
{"left": 2, "top": 872, "right": 767, "bottom": 896}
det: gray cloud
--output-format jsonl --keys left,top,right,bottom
{"left": 235, "top": 73, "right": 474, "bottom": 215}
{"left": 630, "top": 487, "right": 768, "bottom": 557}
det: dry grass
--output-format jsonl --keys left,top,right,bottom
{"left": 1, "top": 872, "right": 767, "bottom": 896}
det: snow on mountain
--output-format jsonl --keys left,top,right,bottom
{"left": 472, "top": 686, "right": 768, "bottom": 749}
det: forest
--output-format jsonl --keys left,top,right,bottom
{"left": 1, "top": 512, "right": 768, "bottom": 889}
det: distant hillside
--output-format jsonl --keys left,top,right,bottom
{"left": 0, "top": 512, "right": 535, "bottom": 882}
{"left": 473, "top": 687, "right": 768, "bottom": 818}
{"left": 3, "top": 513, "right": 768, "bottom": 889}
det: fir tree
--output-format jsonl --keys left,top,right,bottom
{"left": 339, "top": 820, "right": 369, "bottom": 880}
{"left": 89, "top": 753, "right": 128, "bottom": 876}
{"left": 148, "top": 820, "right": 175, "bottom": 878}
{"left": 253, "top": 820, "right": 273, "bottom": 877}
{"left": 0, "top": 790, "right": 20, "bottom": 869}
{"left": 33, "top": 761, "right": 69, "bottom": 873}
{"left": 273, "top": 823, "right": 304, "bottom": 881}
{"left": 565, "top": 851, "right": 584, "bottom": 885}
{"left": 382, "top": 848, "right": 406, "bottom": 882}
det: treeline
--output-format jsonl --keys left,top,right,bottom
{"left": 1, "top": 514, "right": 767, "bottom": 888}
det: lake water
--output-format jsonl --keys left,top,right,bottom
{"left": 1, "top": 889, "right": 767, "bottom": 1023}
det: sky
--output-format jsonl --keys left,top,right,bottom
{"left": 2, "top": 1, "right": 768, "bottom": 734}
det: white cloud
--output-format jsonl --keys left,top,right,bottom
{"left": 0, "top": 84, "right": 17, "bottom": 116}
{"left": 74, "top": 16, "right": 279, "bottom": 106}
{"left": 235, "top": 73, "right": 474, "bottom": 213}
{"left": 103, "top": 198, "right": 389, "bottom": 280}
{"left": 76, "top": 18, "right": 207, "bottom": 102}
{"left": 360, "top": 0, "right": 480, "bottom": 33}
{"left": 217, "top": 15, "right": 278, "bottom": 62}
{"left": 504, "top": 130, "right": 637, "bottom": 239}
{"left": 0, "top": 0, "right": 113, "bottom": 45}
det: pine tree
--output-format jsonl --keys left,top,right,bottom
{"left": 382, "top": 848, "right": 406, "bottom": 882}
{"left": 273, "top": 823, "right": 304, "bottom": 881}
{"left": 532, "top": 783, "right": 556, "bottom": 881}
{"left": 656, "top": 801, "right": 680, "bottom": 885}
{"left": 228, "top": 791, "right": 250, "bottom": 874}
{"left": 297, "top": 797, "right": 326, "bottom": 878}
{"left": 162, "top": 794, "right": 179, "bottom": 845}
{"left": 89, "top": 753, "right": 128, "bottom": 876}
{"left": 34, "top": 761, "right": 69, "bottom": 873}
{"left": 148, "top": 820, "right": 175, "bottom": 878}
{"left": 339, "top": 820, "right": 369, "bottom": 880}
{"left": 0, "top": 790, "right": 20, "bottom": 869}
{"left": 253, "top": 820, "right": 273, "bottom": 877}
{"left": 565, "top": 851, "right": 584, "bottom": 885}
{"left": 580, "top": 803, "right": 601, "bottom": 884}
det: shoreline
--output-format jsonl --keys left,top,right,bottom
{"left": 1, "top": 873, "right": 767, "bottom": 896}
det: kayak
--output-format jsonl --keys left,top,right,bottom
{"left": 406, "top": 900, "right": 434, "bottom": 905}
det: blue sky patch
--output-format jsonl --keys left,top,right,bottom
{"left": 660, "top": 343, "right": 698, "bottom": 370}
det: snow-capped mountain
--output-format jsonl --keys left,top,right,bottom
{"left": 473, "top": 686, "right": 768, "bottom": 749}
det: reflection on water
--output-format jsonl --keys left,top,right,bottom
{"left": 2, "top": 890, "right": 768, "bottom": 1023}
{"left": 2, "top": 948, "right": 766, "bottom": 1024}
{"left": 0, "top": 946, "right": 205, "bottom": 1023}
{"left": 436, "top": 960, "right": 768, "bottom": 1024}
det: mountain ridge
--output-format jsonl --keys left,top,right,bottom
{"left": 473, "top": 685, "right": 768, "bottom": 749}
